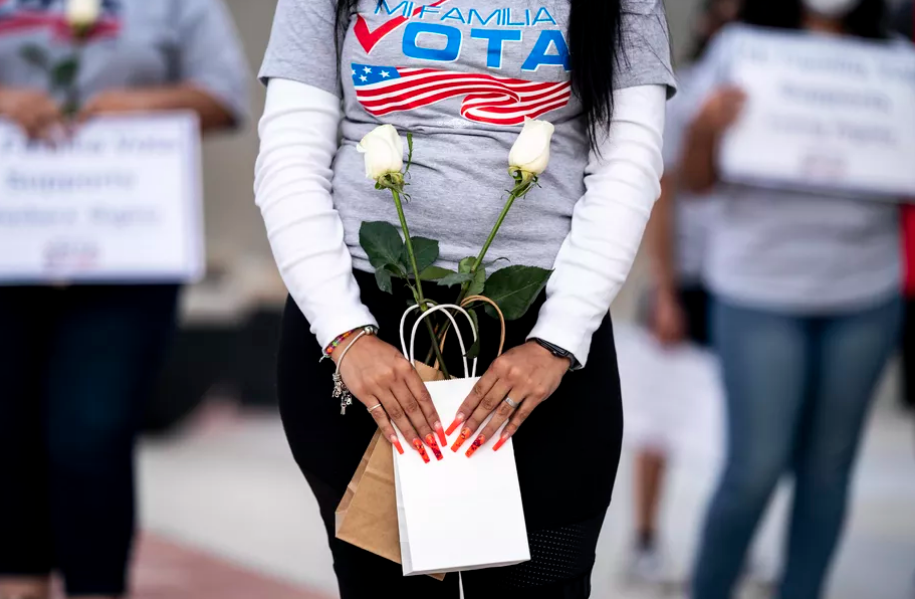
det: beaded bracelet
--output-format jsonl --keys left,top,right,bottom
{"left": 323, "top": 325, "right": 378, "bottom": 359}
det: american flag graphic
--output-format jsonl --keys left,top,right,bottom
{"left": 351, "top": 63, "right": 571, "bottom": 126}
{"left": 0, "top": 0, "right": 120, "bottom": 38}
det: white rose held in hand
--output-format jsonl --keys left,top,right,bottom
{"left": 357, "top": 124, "right": 404, "bottom": 181}
{"left": 509, "top": 118, "right": 555, "bottom": 178}
{"left": 66, "top": 0, "right": 101, "bottom": 31}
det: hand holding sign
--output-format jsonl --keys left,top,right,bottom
{"left": 694, "top": 87, "right": 747, "bottom": 138}
{"left": 0, "top": 88, "right": 64, "bottom": 141}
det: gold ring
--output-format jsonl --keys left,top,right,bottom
{"left": 367, "top": 403, "right": 384, "bottom": 413}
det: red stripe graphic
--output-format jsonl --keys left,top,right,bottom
{"left": 355, "top": 67, "right": 571, "bottom": 126}
{"left": 0, "top": 10, "right": 120, "bottom": 39}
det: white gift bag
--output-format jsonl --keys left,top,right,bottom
{"left": 393, "top": 303, "right": 530, "bottom": 576}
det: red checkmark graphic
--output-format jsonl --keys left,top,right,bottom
{"left": 353, "top": 0, "right": 451, "bottom": 54}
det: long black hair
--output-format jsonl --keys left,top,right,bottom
{"left": 739, "top": 0, "right": 887, "bottom": 39}
{"left": 336, "top": 0, "right": 624, "bottom": 147}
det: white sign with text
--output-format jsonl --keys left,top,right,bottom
{"left": 719, "top": 29, "right": 915, "bottom": 199}
{"left": 0, "top": 113, "right": 203, "bottom": 283}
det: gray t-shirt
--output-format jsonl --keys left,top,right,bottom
{"left": 260, "top": 0, "right": 675, "bottom": 272}
{"left": 689, "top": 24, "right": 902, "bottom": 312}
{"left": 0, "top": 0, "right": 249, "bottom": 123}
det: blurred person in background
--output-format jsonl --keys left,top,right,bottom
{"left": 680, "top": 0, "right": 905, "bottom": 597}
{"left": 891, "top": 0, "right": 915, "bottom": 416}
{"left": 0, "top": 1, "right": 247, "bottom": 598}
{"left": 626, "top": 0, "right": 740, "bottom": 587}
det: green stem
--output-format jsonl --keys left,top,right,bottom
{"left": 424, "top": 178, "right": 532, "bottom": 364}
{"left": 391, "top": 189, "right": 450, "bottom": 378}
{"left": 458, "top": 178, "right": 531, "bottom": 301}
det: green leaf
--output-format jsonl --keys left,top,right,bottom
{"left": 458, "top": 256, "right": 476, "bottom": 274}
{"left": 468, "top": 265, "right": 486, "bottom": 297}
{"left": 405, "top": 236, "right": 439, "bottom": 274}
{"left": 457, "top": 256, "right": 486, "bottom": 297}
{"left": 360, "top": 221, "right": 405, "bottom": 271}
{"left": 51, "top": 57, "right": 80, "bottom": 90}
{"left": 375, "top": 267, "right": 393, "bottom": 294}
{"left": 482, "top": 265, "right": 553, "bottom": 321}
{"left": 436, "top": 272, "right": 475, "bottom": 287}
{"left": 464, "top": 308, "right": 481, "bottom": 359}
{"left": 419, "top": 266, "right": 453, "bottom": 281}
{"left": 19, "top": 44, "right": 50, "bottom": 71}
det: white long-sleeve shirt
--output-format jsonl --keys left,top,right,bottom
{"left": 254, "top": 79, "right": 666, "bottom": 365}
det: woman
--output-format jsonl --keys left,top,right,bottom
{"left": 681, "top": 1, "right": 903, "bottom": 597}
{"left": 0, "top": 1, "right": 247, "bottom": 598}
{"left": 254, "top": 0, "right": 675, "bottom": 596}
{"left": 627, "top": 0, "right": 740, "bottom": 586}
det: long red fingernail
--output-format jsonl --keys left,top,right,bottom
{"left": 465, "top": 434, "right": 485, "bottom": 458}
{"left": 390, "top": 435, "right": 404, "bottom": 455}
{"left": 446, "top": 413, "right": 465, "bottom": 436}
{"left": 434, "top": 421, "right": 447, "bottom": 446}
{"left": 412, "top": 439, "right": 430, "bottom": 464}
{"left": 451, "top": 427, "right": 471, "bottom": 452}
{"left": 492, "top": 433, "right": 510, "bottom": 452}
{"left": 425, "top": 434, "right": 444, "bottom": 461}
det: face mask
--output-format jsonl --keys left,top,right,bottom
{"left": 802, "top": 0, "right": 861, "bottom": 18}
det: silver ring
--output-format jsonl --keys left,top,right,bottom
{"left": 367, "top": 403, "right": 384, "bottom": 413}
{"left": 503, "top": 397, "right": 520, "bottom": 409}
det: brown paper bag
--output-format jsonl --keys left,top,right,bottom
{"left": 334, "top": 296, "right": 504, "bottom": 580}
{"left": 334, "top": 362, "right": 447, "bottom": 580}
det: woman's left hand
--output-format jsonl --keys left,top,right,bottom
{"left": 448, "top": 341, "right": 570, "bottom": 457}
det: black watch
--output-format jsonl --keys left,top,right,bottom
{"left": 530, "top": 338, "right": 582, "bottom": 371}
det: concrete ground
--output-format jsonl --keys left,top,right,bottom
{"left": 136, "top": 390, "right": 915, "bottom": 599}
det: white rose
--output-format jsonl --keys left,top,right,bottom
{"left": 508, "top": 118, "right": 555, "bottom": 176}
{"left": 357, "top": 124, "right": 404, "bottom": 180}
{"left": 66, "top": 0, "right": 101, "bottom": 30}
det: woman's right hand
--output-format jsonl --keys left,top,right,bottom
{"left": 335, "top": 334, "right": 446, "bottom": 463}
{"left": 693, "top": 86, "right": 747, "bottom": 139}
{"left": 0, "top": 88, "right": 64, "bottom": 140}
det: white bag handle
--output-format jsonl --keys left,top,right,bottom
{"left": 400, "top": 302, "right": 479, "bottom": 379}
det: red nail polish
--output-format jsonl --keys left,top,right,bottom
{"left": 492, "top": 434, "right": 509, "bottom": 452}
{"left": 451, "top": 427, "right": 471, "bottom": 452}
{"left": 425, "top": 434, "right": 444, "bottom": 461}
{"left": 412, "top": 439, "right": 430, "bottom": 464}
{"left": 465, "top": 434, "right": 485, "bottom": 458}
{"left": 390, "top": 435, "right": 405, "bottom": 455}
{"left": 446, "top": 414, "right": 465, "bottom": 436}
{"left": 434, "top": 422, "right": 447, "bottom": 446}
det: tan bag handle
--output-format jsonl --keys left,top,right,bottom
{"left": 433, "top": 295, "right": 507, "bottom": 372}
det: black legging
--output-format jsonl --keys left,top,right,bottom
{"left": 0, "top": 285, "right": 178, "bottom": 596}
{"left": 277, "top": 269, "right": 623, "bottom": 598}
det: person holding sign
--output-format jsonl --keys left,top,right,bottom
{"left": 625, "top": 0, "right": 740, "bottom": 588}
{"left": 0, "top": 1, "right": 247, "bottom": 598}
{"left": 254, "top": 0, "right": 675, "bottom": 596}
{"left": 680, "top": 1, "right": 906, "bottom": 597}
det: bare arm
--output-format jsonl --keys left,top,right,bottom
{"left": 77, "top": 84, "right": 236, "bottom": 131}
{"left": 679, "top": 87, "right": 746, "bottom": 194}
{"left": 645, "top": 173, "right": 680, "bottom": 294}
